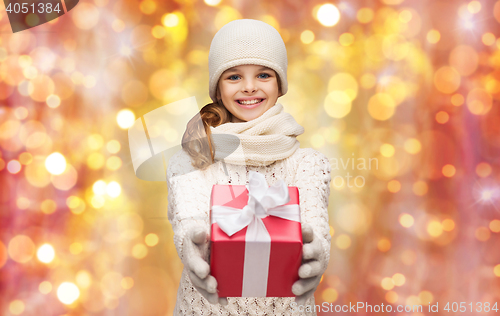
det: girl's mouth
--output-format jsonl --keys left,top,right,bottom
{"left": 235, "top": 98, "right": 265, "bottom": 109}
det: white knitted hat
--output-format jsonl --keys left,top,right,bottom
{"left": 208, "top": 19, "right": 288, "bottom": 102}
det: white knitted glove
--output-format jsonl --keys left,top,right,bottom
{"left": 184, "top": 225, "right": 228, "bottom": 305}
{"left": 292, "top": 223, "right": 326, "bottom": 306}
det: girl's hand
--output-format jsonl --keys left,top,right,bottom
{"left": 292, "top": 223, "right": 325, "bottom": 306}
{"left": 184, "top": 225, "right": 228, "bottom": 305}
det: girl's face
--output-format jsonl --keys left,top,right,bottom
{"left": 217, "top": 64, "right": 280, "bottom": 123}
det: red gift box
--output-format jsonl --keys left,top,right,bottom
{"left": 209, "top": 171, "right": 302, "bottom": 297}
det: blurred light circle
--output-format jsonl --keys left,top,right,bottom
{"left": 106, "top": 181, "right": 121, "bottom": 198}
{"left": 106, "top": 140, "right": 121, "bottom": 153}
{"left": 386, "top": 291, "right": 398, "bottom": 303}
{"left": 468, "top": 1, "right": 481, "bottom": 14}
{"left": 399, "top": 213, "right": 414, "bottom": 227}
{"left": 328, "top": 73, "right": 358, "bottom": 100}
{"left": 69, "top": 242, "right": 83, "bottom": 254}
{"left": 324, "top": 91, "right": 352, "bottom": 118}
{"left": 466, "top": 88, "right": 492, "bottom": 115}
{"left": 0, "top": 240, "right": 7, "bottom": 269}
{"left": 322, "top": 288, "right": 338, "bottom": 303}
{"left": 121, "top": 277, "right": 134, "bottom": 289}
{"left": 39, "top": 281, "right": 52, "bottom": 294}
{"left": 377, "top": 238, "right": 391, "bottom": 252}
{"left": 37, "top": 244, "right": 55, "bottom": 263}
{"left": 85, "top": 154, "right": 105, "bottom": 170}
{"left": 335, "top": 234, "right": 351, "bottom": 249}
{"left": 442, "top": 219, "right": 455, "bottom": 231}
{"left": 357, "top": 8, "right": 374, "bottom": 23}
{"left": 451, "top": 93, "right": 464, "bottom": 106}
{"left": 367, "top": 93, "right": 396, "bottom": 120}
{"left": 46, "top": 94, "right": 61, "bottom": 108}
{"left": 204, "top": 0, "right": 221, "bottom": 6}
{"left": 433, "top": 66, "right": 461, "bottom": 94}
{"left": 57, "top": 282, "right": 80, "bottom": 305}
{"left": 381, "top": 0, "right": 404, "bottom": 4}
{"left": 214, "top": 7, "right": 242, "bottom": 30}
{"left": 316, "top": 4, "right": 340, "bottom": 27}
{"left": 17, "top": 80, "right": 34, "bottom": 96}
{"left": 25, "top": 156, "right": 51, "bottom": 188}
{"left": 339, "top": 32, "right": 354, "bottom": 46}
{"left": 19, "top": 152, "right": 33, "bottom": 165}
{"left": 475, "top": 162, "right": 492, "bottom": 178}
{"left": 51, "top": 164, "right": 78, "bottom": 191}
{"left": 482, "top": 33, "right": 496, "bottom": 46}
{"left": 9, "top": 300, "right": 24, "bottom": 315}
{"left": 16, "top": 197, "right": 30, "bottom": 209}
{"left": 381, "top": 277, "right": 394, "bottom": 290}
{"left": 116, "top": 109, "right": 135, "bottom": 129}
{"left": 145, "top": 233, "right": 159, "bottom": 247}
{"left": 76, "top": 270, "right": 93, "bottom": 289}
{"left": 495, "top": 1, "right": 500, "bottom": 23}
{"left": 413, "top": 180, "right": 428, "bottom": 196}
{"left": 380, "top": 143, "right": 395, "bottom": 157}
{"left": 45, "top": 152, "right": 66, "bottom": 175}
{"left": 72, "top": 3, "right": 99, "bottom": 30}
{"left": 87, "top": 134, "right": 104, "bottom": 150}
{"left": 8, "top": 235, "right": 35, "bottom": 263}
{"left": 132, "top": 243, "right": 148, "bottom": 259}
{"left": 139, "top": 0, "right": 156, "bottom": 14}
{"left": 0, "top": 120, "right": 21, "bottom": 139}
{"left": 40, "top": 199, "right": 57, "bottom": 214}
{"left": 427, "top": 29, "right": 440, "bottom": 43}
{"left": 334, "top": 203, "right": 372, "bottom": 234}
{"left": 427, "top": 220, "right": 443, "bottom": 237}
{"left": 30, "top": 74, "right": 55, "bottom": 102}
{"left": 449, "top": 45, "right": 478, "bottom": 76}
{"left": 91, "top": 196, "right": 106, "bottom": 209}
{"left": 93, "top": 180, "right": 107, "bottom": 195}
{"left": 392, "top": 273, "right": 406, "bottom": 286}
{"left": 300, "top": 30, "right": 315, "bottom": 44}
{"left": 7, "top": 160, "right": 21, "bottom": 174}
{"left": 404, "top": 138, "right": 421, "bottom": 154}
{"left": 106, "top": 156, "right": 122, "bottom": 171}
{"left": 162, "top": 13, "right": 179, "bottom": 27}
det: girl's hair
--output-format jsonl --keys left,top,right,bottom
{"left": 182, "top": 73, "right": 282, "bottom": 170}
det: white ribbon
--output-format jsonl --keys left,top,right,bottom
{"left": 211, "top": 171, "right": 300, "bottom": 297}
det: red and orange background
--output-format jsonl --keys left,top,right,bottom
{"left": 1, "top": 0, "right": 500, "bottom": 315}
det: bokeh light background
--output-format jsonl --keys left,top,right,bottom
{"left": 1, "top": 0, "right": 500, "bottom": 315}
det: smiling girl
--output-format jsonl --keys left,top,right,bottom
{"left": 167, "top": 19, "right": 332, "bottom": 315}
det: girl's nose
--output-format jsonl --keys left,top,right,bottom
{"left": 242, "top": 79, "right": 257, "bottom": 93}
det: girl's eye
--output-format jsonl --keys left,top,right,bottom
{"left": 228, "top": 75, "right": 240, "bottom": 80}
{"left": 258, "top": 73, "right": 270, "bottom": 79}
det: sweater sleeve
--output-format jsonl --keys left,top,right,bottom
{"left": 295, "top": 149, "right": 332, "bottom": 272}
{"left": 166, "top": 149, "right": 211, "bottom": 266}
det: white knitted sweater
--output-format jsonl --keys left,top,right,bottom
{"left": 166, "top": 147, "right": 332, "bottom": 316}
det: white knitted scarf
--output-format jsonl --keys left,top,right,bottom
{"left": 209, "top": 103, "right": 305, "bottom": 167}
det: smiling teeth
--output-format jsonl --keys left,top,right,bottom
{"left": 238, "top": 99, "right": 262, "bottom": 105}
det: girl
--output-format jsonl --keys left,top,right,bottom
{"left": 167, "top": 19, "right": 332, "bottom": 315}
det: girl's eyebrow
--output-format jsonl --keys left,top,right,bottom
{"left": 225, "top": 66, "right": 272, "bottom": 73}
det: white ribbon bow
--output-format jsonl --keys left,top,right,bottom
{"left": 211, "top": 171, "right": 301, "bottom": 297}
